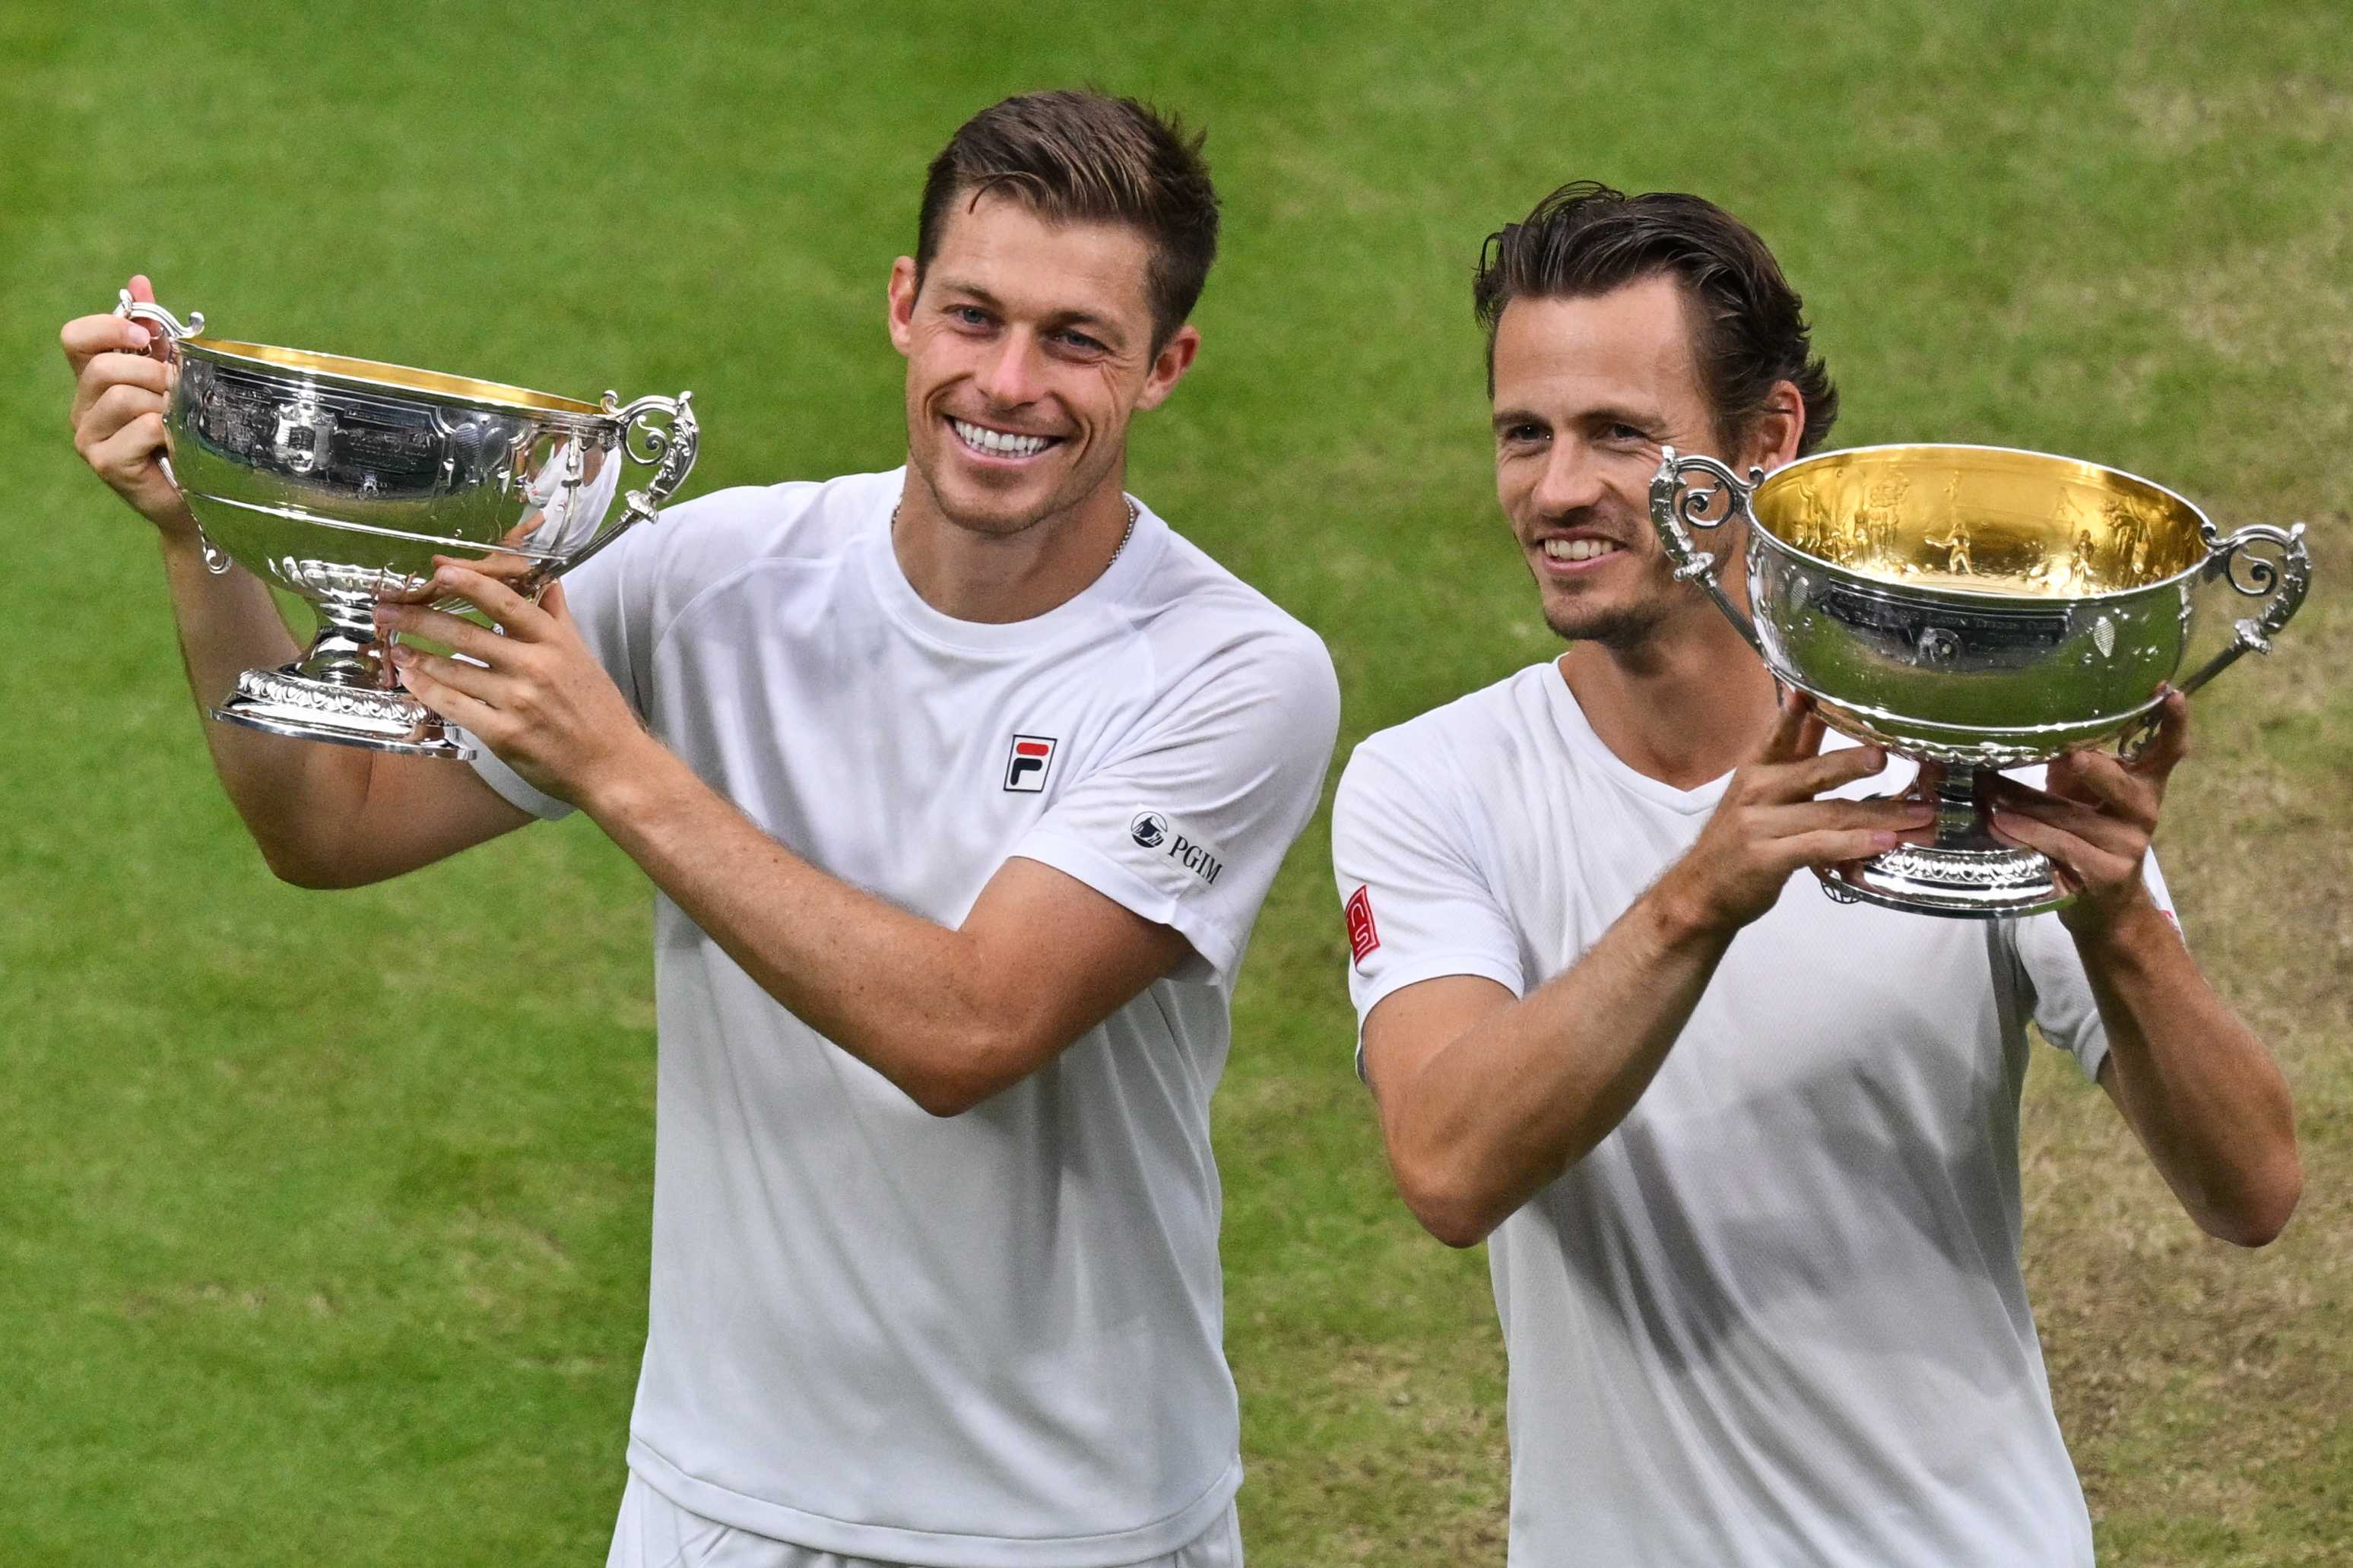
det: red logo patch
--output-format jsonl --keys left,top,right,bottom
{"left": 1346, "top": 885, "right": 1380, "bottom": 965}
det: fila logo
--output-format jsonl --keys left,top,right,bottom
{"left": 1346, "top": 885, "right": 1380, "bottom": 966}
{"left": 1004, "top": 734, "right": 1059, "bottom": 793}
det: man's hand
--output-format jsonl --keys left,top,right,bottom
{"left": 1987, "top": 687, "right": 2189, "bottom": 939}
{"left": 62, "top": 274, "right": 199, "bottom": 538}
{"left": 1651, "top": 690, "right": 1931, "bottom": 938}
{"left": 375, "top": 562, "right": 652, "bottom": 806}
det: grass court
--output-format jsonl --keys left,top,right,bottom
{"left": 3, "top": 2, "right": 2347, "bottom": 1561}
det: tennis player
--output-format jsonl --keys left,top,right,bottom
{"left": 1331, "top": 182, "right": 2298, "bottom": 1566}
{"left": 65, "top": 91, "right": 1338, "bottom": 1568}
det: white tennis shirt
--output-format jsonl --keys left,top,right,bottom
{"left": 468, "top": 469, "right": 1339, "bottom": 1566}
{"left": 1333, "top": 660, "right": 2171, "bottom": 1567}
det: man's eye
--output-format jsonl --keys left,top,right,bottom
{"left": 1502, "top": 425, "right": 1546, "bottom": 445}
{"left": 1604, "top": 424, "right": 1651, "bottom": 445}
{"left": 1056, "top": 331, "right": 1106, "bottom": 353}
{"left": 950, "top": 306, "right": 991, "bottom": 328}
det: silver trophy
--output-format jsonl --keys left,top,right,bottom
{"left": 116, "top": 291, "right": 699, "bottom": 760}
{"left": 1650, "top": 443, "right": 2311, "bottom": 917}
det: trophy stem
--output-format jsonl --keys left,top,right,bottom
{"left": 296, "top": 594, "right": 391, "bottom": 686}
{"left": 210, "top": 594, "right": 474, "bottom": 760}
{"left": 1818, "top": 763, "right": 2069, "bottom": 918}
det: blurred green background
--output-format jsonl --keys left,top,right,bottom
{"left": 4, "top": 2, "right": 2346, "bottom": 1562}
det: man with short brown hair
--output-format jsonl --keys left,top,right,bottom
{"left": 1333, "top": 182, "right": 2297, "bottom": 1565}
{"left": 66, "top": 91, "right": 1336, "bottom": 1567}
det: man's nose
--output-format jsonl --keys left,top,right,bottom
{"left": 1531, "top": 441, "right": 1607, "bottom": 518}
{"left": 976, "top": 332, "right": 1046, "bottom": 407}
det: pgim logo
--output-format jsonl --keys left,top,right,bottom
{"left": 1128, "top": 809, "right": 1222, "bottom": 886}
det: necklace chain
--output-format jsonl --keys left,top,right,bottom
{"left": 891, "top": 495, "right": 1141, "bottom": 565}
{"left": 1109, "top": 494, "right": 1140, "bottom": 562}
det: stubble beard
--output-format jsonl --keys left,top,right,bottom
{"left": 1542, "top": 597, "right": 1671, "bottom": 649}
{"left": 1527, "top": 501, "right": 1681, "bottom": 649}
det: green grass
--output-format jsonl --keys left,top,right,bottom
{"left": 4, "top": 2, "right": 2347, "bottom": 1562}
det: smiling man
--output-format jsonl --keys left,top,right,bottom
{"left": 63, "top": 92, "right": 1337, "bottom": 1568}
{"left": 1330, "top": 183, "right": 2298, "bottom": 1565}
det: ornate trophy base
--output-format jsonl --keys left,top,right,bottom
{"left": 210, "top": 607, "right": 473, "bottom": 761}
{"left": 1817, "top": 765, "right": 2068, "bottom": 918}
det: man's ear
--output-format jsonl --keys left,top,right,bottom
{"left": 1133, "top": 324, "right": 1200, "bottom": 413}
{"left": 1742, "top": 379, "right": 1806, "bottom": 474}
{"left": 886, "top": 256, "right": 920, "bottom": 356}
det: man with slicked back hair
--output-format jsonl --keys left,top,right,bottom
{"left": 1332, "top": 182, "right": 2295, "bottom": 1565}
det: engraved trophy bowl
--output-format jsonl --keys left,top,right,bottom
{"left": 116, "top": 290, "right": 699, "bottom": 760}
{"left": 1650, "top": 443, "right": 2313, "bottom": 917}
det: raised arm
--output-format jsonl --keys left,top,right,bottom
{"left": 378, "top": 559, "right": 1336, "bottom": 1115}
{"left": 572, "top": 775, "right": 1190, "bottom": 1116}
{"left": 63, "top": 279, "right": 528, "bottom": 886}
{"left": 1987, "top": 692, "right": 2301, "bottom": 1246}
{"left": 1356, "top": 695, "right": 1928, "bottom": 1246}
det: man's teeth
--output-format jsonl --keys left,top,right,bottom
{"left": 1543, "top": 538, "right": 1622, "bottom": 562}
{"left": 953, "top": 419, "right": 1053, "bottom": 458}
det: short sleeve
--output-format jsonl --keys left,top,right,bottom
{"left": 1330, "top": 740, "right": 1526, "bottom": 1064}
{"left": 461, "top": 513, "right": 658, "bottom": 822}
{"left": 1011, "top": 629, "right": 1340, "bottom": 983}
{"left": 2009, "top": 852, "right": 2180, "bottom": 1082}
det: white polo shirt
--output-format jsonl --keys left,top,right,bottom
{"left": 1333, "top": 660, "right": 2171, "bottom": 1568}
{"left": 468, "top": 469, "right": 1339, "bottom": 1567}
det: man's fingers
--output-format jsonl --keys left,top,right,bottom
{"left": 1749, "top": 743, "right": 1892, "bottom": 803}
{"left": 393, "top": 645, "right": 515, "bottom": 711}
{"left": 1781, "top": 827, "right": 1904, "bottom": 870}
{"left": 392, "top": 650, "right": 500, "bottom": 736}
{"left": 1988, "top": 798, "right": 2142, "bottom": 866}
{"left": 1986, "top": 774, "right": 2148, "bottom": 854}
{"left": 2129, "top": 688, "right": 2191, "bottom": 784}
{"left": 430, "top": 560, "right": 545, "bottom": 635}
{"left": 72, "top": 351, "right": 173, "bottom": 429}
{"left": 60, "top": 312, "right": 154, "bottom": 377}
{"left": 1796, "top": 706, "right": 1827, "bottom": 762}
{"left": 1984, "top": 809, "right": 2133, "bottom": 894}
{"left": 81, "top": 411, "right": 170, "bottom": 485}
{"left": 2038, "top": 749, "right": 2151, "bottom": 822}
{"left": 1756, "top": 797, "right": 1928, "bottom": 839}
{"left": 77, "top": 381, "right": 167, "bottom": 449}
{"left": 1755, "top": 689, "right": 1819, "bottom": 764}
{"left": 377, "top": 600, "right": 512, "bottom": 664}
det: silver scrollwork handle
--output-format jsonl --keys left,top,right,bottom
{"left": 548, "top": 391, "right": 700, "bottom": 581}
{"left": 1647, "top": 447, "right": 1766, "bottom": 656}
{"left": 2176, "top": 521, "right": 2311, "bottom": 699}
{"left": 113, "top": 290, "right": 205, "bottom": 360}
{"left": 2119, "top": 520, "right": 2311, "bottom": 758}
{"left": 110, "top": 291, "right": 230, "bottom": 574}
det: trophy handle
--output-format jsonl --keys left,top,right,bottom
{"left": 110, "top": 290, "right": 233, "bottom": 575}
{"left": 1648, "top": 447, "right": 1766, "bottom": 656}
{"left": 2120, "top": 520, "right": 2311, "bottom": 757}
{"left": 113, "top": 288, "right": 206, "bottom": 356}
{"left": 547, "top": 391, "right": 700, "bottom": 582}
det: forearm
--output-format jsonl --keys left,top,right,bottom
{"left": 582, "top": 742, "right": 1033, "bottom": 1114}
{"left": 2078, "top": 900, "right": 2301, "bottom": 1246}
{"left": 1382, "top": 881, "right": 1734, "bottom": 1245}
{"left": 157, "top": 537, "right": 378, "bottom": 878}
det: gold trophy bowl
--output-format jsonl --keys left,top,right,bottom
{"left": 1651, "top": 443, "right": 2312, "bottom": 916}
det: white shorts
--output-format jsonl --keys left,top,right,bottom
{"left": 604, "top": 1472, "right": 1245, "bottom": 1568}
